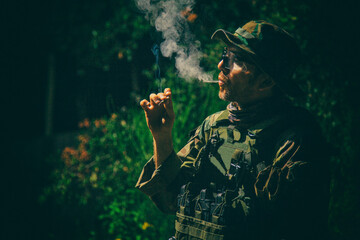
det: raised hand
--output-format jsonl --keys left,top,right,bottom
{"left": 139, "top": 88, "right": 175, "bottom": 140}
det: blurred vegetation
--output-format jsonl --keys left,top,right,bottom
{"left": 44, "top": 79, "right": 225, "bottom": 240}
{"left": 38, "top": 0, "right": 359, "bottom": 239}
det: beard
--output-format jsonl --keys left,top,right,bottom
{"left": 218, "top": 83, "right": 237, "bottom": 102}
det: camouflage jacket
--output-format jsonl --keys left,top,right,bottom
{"left": 136, "top": 106, "right": 329, "bottom": 240}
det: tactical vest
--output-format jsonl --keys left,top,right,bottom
{"left": 175, "top": 110, "right": 286, "bottom": 240}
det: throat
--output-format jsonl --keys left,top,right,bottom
{"left": 227, "top": 97, "right": 289, "bottom": 127}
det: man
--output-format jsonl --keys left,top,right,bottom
{"left": 136, "top": 20, "right": 329, "bottom": 240}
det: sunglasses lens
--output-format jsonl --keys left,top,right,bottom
{"left": 222, "top": 48, "right": 230, "bottom": 69}
{"left": 223, "top": 57, "right": 229, "bottom": 69}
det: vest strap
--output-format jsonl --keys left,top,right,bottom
{"left": 227, "top": 125, "right": 235, "bottom": 143}
{"left": 175, "top": 212, "right": 226, "bottom": 240}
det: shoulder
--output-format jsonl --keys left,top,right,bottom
{"left": 256, "top": 106, "right": 327, "bottom": 163}
{"left": 259, "top": 106, "right": 320, "bottom": 138}
{"left": 189, "top": 110, "right": 229, "bottom": 141}
{"left": 203, "top": 110, "right": 229, "bottom": 129}
{"left": 280, "top": 106, "right": 322, "bottom": 141}
{"left": 273, "top": 106, "right": 328, "bottom": 162}
{"left": 258, "top": 106, "right": 319, "bottom": 140}
{"left": 287, "top": 106, "right": 318, "bottom": 128}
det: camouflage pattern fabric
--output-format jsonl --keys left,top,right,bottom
{"left": 136, "top": 104, "right": 329, "bottom": 240}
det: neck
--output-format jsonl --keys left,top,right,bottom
{"left": 227, "top": 95, "right": 289, "bottom": 127}
{"left": 232, "top": 96, "right": 271, "bottom": 111}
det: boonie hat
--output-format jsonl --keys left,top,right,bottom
{"left": 212, "top": 20, "right": 303, "bottom": 97}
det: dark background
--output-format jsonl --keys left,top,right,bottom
{"left": 3, "top": 1, "right": 143, "bottom": 238}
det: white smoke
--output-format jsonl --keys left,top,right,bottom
{"left": 135, "top": 0, "right": 216, "bottom": 82}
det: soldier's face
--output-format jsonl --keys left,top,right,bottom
{"left": 217, "top": 49, "right": 261, "bottom": 105}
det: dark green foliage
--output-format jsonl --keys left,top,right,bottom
{"left": 45, "top": 80, "right": 226, "bottom": 239}
{"left": 43, "top": 0, "right": 359, "bottom": 239}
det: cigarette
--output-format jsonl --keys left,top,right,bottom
{"left": 202, "top": 80, "right": 218, "bottom": 83}
{"left": 147, "top": 97, "right": 169, "bottom": 107}
{"left": 158, "top": 97, "right": 169, "bottom": 105}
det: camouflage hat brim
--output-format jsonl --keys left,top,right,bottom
{"left": 211, "top": 29, "right": 256, "bottom": 56}
{"left": 211, "top": 29, "right": 270, "bottom": 81}
{"left": 211, "top": 29, "right": 265, "bottom": 74}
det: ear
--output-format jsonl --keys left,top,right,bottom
{"left": 257, "top": 74, "right": 275, "bottom": 91}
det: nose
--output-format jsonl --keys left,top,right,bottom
{"left": 218, "top": 59, "right": 223, "bottom": 70}
{"left": 218, "top": 59, "right": 229, "bottom": 75}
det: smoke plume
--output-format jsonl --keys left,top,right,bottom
{"left": 135, "top": 0, "right": 216, "bottom": 82}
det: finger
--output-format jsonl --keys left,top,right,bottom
{"left": 140, "top": 99, "right": 151, "bottom": 111}
{"left": 161, "top": 88, "right": 172, "bottom": 104}
{"left": 163, "top": 90, "right": 175, "bottom": 118}
{"left": 164, "top": 89, "right": 172, "bottom": 105}
{"left": 150, "top": 93, "right": 161, "bottom": 105}
{"left": 164, "top": 88, "right": 171, "bottom": 95}
{"left": 164, "top": 101, "right": 174, "bottom": 118}
{"left": 157, "top": 92, "right": 168, "bottom": 101}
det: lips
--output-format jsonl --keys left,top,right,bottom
{"left": 218, "top": 72, "right": 228, "bottom": 86}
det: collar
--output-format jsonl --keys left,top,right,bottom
{"left": 226, "top": 96, "right": 290, "bottom": 129}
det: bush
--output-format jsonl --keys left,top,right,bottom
{"left": 45, "top": 76, "right": 227, "bottom": 240}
